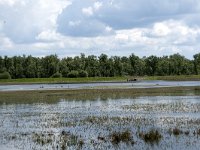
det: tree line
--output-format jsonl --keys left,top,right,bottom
{"left": 0, "top": 53, "right": 200, "bottom": 79}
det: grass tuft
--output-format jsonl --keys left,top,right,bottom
{"left": 139, "top": 129, "right": 162, "bottom": 145}
{"left": 110, "top": 130, "right": 133, "bottom": 145}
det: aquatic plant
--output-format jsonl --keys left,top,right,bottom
{"left": 184, "top": 130, "right": 190, "bottom": 136}
{"left": 110, "top": 130, "right": 133, "bottom": 145}
{"left": 172, "top": 128, "right": 182, "bottom": 136}
{"left": 140, "top": 129, "right": 162, "bottom": 145}
{"left": 32, "top": 133, "right": 53, "bottom": 145}
{"left": 78, "top": 139, "right": 84, "bottom": 148}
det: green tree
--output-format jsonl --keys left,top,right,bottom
{"left": 194, "top": 53, "right": 200, "bottom": 75}
{"left": 112, "top": 56, "right": 123, "bottom": 76}
{"left": 13, "top": 56, "right": 24, "bottom": 78}
{"left": 40, "top": 55, "right": 59, "bottom": 77}
{"left": 156, "top": 56, "right": 170, "bottom": 76}
{"left": 121, "top": 56, "right": 132, "bottom": 76}
{"left": 145, "top": 55, "right": 159, "bottom": 76}
{"left": 23, "top": 56, "right": 37, "bottom": 78}
{"left": 169, "top": 53, "right": 193, "bottom": 75}
{"left": 99, "top": 54, "right": 112, "bottom": 77}
{"left": 85, "top": 55, "right": 99, "bottom": 77}
{"left": 58, "top": 58, "right": 69, "bottom": 77}
{"left": 129, "top": 54, "right": 145, "bottom": 76}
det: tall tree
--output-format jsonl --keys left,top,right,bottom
{"left": 194, "top": 53, "right": 200, "bottom": 75}
{"left": 145, "top": 55, "right": 159, "bottom": 76}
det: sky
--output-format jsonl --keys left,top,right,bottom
{"left": 0, "top": 0, "right": 200, "bottom": 59}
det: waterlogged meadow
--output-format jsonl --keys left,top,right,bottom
{"left": 0, "top": 87, "right": 200, "bottom": 149}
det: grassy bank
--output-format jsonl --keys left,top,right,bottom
{"left": 0, "top": 86, "right": 200, "bottom": 104}
{"left": 0, "top": 77, "right": 127, "bottom": 84}
{"left": 145, "top": 75, "right": 200, "bottom": 81}
{"left": 0, "top": 75, "right": 200, "bottom": 84}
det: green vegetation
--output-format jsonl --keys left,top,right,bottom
{"left": 67, "top": 70, "right": 79, "bottom": 78}
{"left": 110, "top": 130, "right": 133, "bottom": 145}
{"left": 0, "top": 76, "right": 126, "bottom": 84}
{"left": 51, "top": 72, "right": 62, "bottom": 78}
{"left": 145, "top": 75, "right": 200, "bottom": 81}
{"left": 169, "top": 127, "right": 183, "bottom": 136}
{"left": 0, "top": 86, "right": 200, "bottom": 105}
{"left": 139, "top": 129, "right": 162, "bottom": 144}
{"left": 0, "top": 72, "right": 11, "bottom": 79}
{"left": 172, "top": 128, "right": 183, "bottom": 136}
{"left": 0, "top": 53, "right": 200, "bottom": 80}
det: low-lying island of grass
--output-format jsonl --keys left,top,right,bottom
{"left": 0, "top": 75, "right": 200, "bottom": 85}
{"left": 0, "top": 86, "right": 200, "bottom": 104}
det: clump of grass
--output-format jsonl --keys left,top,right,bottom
{"left": 98, "top": 136, "right": 106, "bottom": 142}
{"left": 172, "top": 128, "right": 182, "bottom": 136}
{"left": 196, "top": 129, "right": 200, "bottom": 135}
{"left": 184, "top": 131, "right": 190, "bottom": 136}
{"left": 78, "top": 139, "right": 84, "bottom": 148}
{"left": 110, "top": 130, "right": 133, "bottom": 145}
{"left": 195, "top": 87, "right": 200, "bottom": 91}
{"left": 139, "top": 129, "right": 162, "bottom": 145}
{"left": 32, "top": 133, "right": 53, "bottom": 145}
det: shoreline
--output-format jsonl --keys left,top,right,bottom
{"left": 0, "top": 75, "right": 199, "bottom": 85}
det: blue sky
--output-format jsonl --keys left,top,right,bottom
{"left": 0, "top": 0, "right": 200, "bottom": 58}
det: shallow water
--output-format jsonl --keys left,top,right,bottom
{"left": 1, "top": 93, "right": 200, "bottom": 149}
{"left": 0, "top": 80, "right": 200, "bottom": 91}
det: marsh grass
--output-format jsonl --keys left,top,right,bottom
{"left": 145, "top": 75, "right": 200, "bottom": 81}
{"left": 0, "top": 86, "right": 200, "bottom": 105}
{"left": 172, "top": 128, "right": 183, "bottom": 136}
{"left": 32, "top": 133, "right": 53, "bottom": 145}
{"left": 110, "top": 130, "right": 133, "bottom": 145}
{"left": 31, "top": 131, "right": 79, "bottom": 149}
{"left": 139, "top": 129, "right": 162, "bottom": 145}
{"left": 0, "top": 77, "right": 127, "bottom": 84}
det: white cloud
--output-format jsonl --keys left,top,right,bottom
{"left": 94, "top": 1, "right": 102, "bottom": 11}
{"left": 68, "top": 20, "right": 81, "bottom": 27}
{"left": 105, "top": 26, "right": 112, "bottom": 32}
{"left": 0, "top": 0, "right": 25, "bottom": 6}
{"left": 1, "top": 0, "right": 200, "bottom": 58}
{"left": 153, "top": 22, "right": 171, "bottom": 37}
{"left": 0, "top": 0, "right": 71, "bottom": 43}
{"left": 82, "top": 1, "right": 102, "bottom": 16}
{"left": 82, "top": 7, "right": 93, "bottom": 16}
{"left": 36, "top": 30, "right": 63, "bottom": 42}
{"left": 0, "top": 35, "right": 13, "bottom": 48}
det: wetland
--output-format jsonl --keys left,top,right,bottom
{"left": 0, "top": 81, "right": 200, "bottom": 149}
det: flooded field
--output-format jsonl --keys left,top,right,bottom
{"left": 0, "top": 87, "right": 200, "bottom": 150}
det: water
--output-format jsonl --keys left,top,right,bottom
{"left": 1, "top": 93, "right": 200, "bottom": 149}
{"left": 0, "top": 80, "right": 200, "bottom": 91}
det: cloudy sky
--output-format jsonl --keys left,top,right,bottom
{"left": 0, "top": 0, "right": 200, "bottom": 58}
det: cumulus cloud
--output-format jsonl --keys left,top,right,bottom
{"left": 0, "top": 0, "right": 71, "bottom": 43}
{"left": 82, "top": 7, "right": 93, "bottom": 16}
{"left": 0, "top": 0, "right": 200, "bottom": 58}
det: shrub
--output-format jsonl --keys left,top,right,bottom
{"left": 67, "top": 71, "right": 79, "bottom": 78}
{"left": 61, "top": 69, "right": 69, "bottom": 78}
{"left": 0, "top": 72, "right": 11, "bottom": 79}
{"left": 78, "top": 70, "right": 88, "bottom": 77}
{"left": 51, "top": 72, "right": 62, "bottom": 78}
